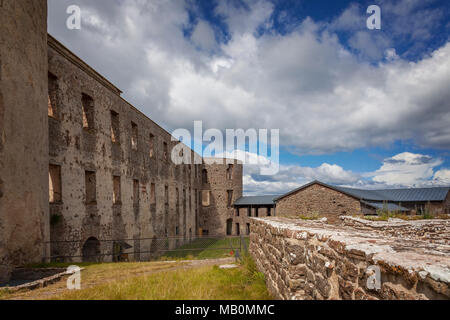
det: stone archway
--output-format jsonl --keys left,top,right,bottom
{"left": 82, "top": 237, "right": 101, "bottom": 262}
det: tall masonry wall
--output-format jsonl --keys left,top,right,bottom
{"left": 250, "top": 217, "right": 450, "bottom": 300}
{"left": 47, "top": 37, "right": 242, "bottom": 261}
{"left": 0, "top": 0, "right": 49, "bottom": 283}
{"left": 199, "top": 159, "right": 243, "bottom": 236}
{"left": 276, "top": 184, "right": 362, "bottom": 224}
{"left": 47, "top": 36, "right": 203, "bottom": 259}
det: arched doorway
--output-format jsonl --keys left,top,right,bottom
{"left": 226, "top": 219, "right": 233, "bottom": 236}
{"left": 82, "top": 237, "right": 101, "bottom": 262}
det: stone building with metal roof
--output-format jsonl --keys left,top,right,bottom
{"left": 272, "top": 181, "right": 450, "bottom": 223}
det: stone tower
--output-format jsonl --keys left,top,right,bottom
{"left": 199, "top": 159, "right": 243, "bottom": 236}
{"left": 0, "top": 0, "right": 49, "bottom": 282}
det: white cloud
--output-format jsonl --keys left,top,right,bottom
{"left": 214, "top": 149, "right": 361, "bottom": 195}
{"left": 433, "top": 169, "right": 450, "bottom": 184}
{"left": 369, "top": 152, "right": 444, "bottom": 187}
{"left": 47, "top": 0, "right": 450, "bottom": 155}
{"left": 215, "top": 150, "right": 449, "bottom": 195}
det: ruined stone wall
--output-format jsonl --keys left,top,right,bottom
{"left": 276, "top": 184, "right": 362, "bottom": 224}
{"left": 250, "top": 217, "right": 450, "bottom": 300}
{"left": 0, "top": 0, "right": 49, "bottom": 282}
{"left": 341, "top": 216, "right": 450, "bottom": 244}
{"left": 446, "top": 191, "right": 450, "bottom": 214}
{"left": 199, "top": 159, "right": 243, "bottom": 236}
{"left": 47, "top": 36, "right": 205, "bottom": 261}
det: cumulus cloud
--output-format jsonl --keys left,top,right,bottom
{"left": 49, "top": 0, "right": 450, "bottom": 171}
{"left": 433, "top": 169, "right": 450, "bottom": 184}
{"left": 48, "top": 0, "right": 450, "bottom": 156}
{"left": 214, "top": 150, "right": 449, "bottom": 195}
{"left": 214, "top": 150, "right": 361, "bottom": 195}
{"left": 369, "top": 152, "right": 446, "bottom": 187}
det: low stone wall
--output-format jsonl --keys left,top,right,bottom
{"left": 0, "top": 267, "right": 82, "bottom": 293}
{"left": 341, "top": 216, "right": 450, "bottom": 244}
{"left": 249, "top": 217, "right": 450, "bottom": 300}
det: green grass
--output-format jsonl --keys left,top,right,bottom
{"left": 52, "top": 257, "right": 271, "bottom": 300}
{"left": 159, "top": 237, "right": 249, "bottom": 260}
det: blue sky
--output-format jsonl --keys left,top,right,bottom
{"left": 48, "top": 0, "right": 450, "bottom": 195}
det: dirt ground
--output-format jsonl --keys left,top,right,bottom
{"left": 1, "top": 257, "right": 235, "bottom": 300}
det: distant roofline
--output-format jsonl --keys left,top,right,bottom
{"left": 274, "top": 180, "right": 350, "bottom": 202}
{"left": 234, "top": 195, "right": 278, "bottom": 206}
{"left": 274, "top": 180, "right": 450, "bottom": 202}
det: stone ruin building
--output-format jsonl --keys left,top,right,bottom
{"left": 1, "top": 1, "right": 449, "bottom": 299}
{"left": 0, "top": 0, "right": 243, "bottom": 283}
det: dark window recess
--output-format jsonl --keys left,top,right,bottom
{"left": 202, "top": 169, "right": 208, "bottom": 184}
{"left": 149, "top": 134, "right": 155, "bottom": 158}
{"left": 226, "top": 219, "right": 233, "bottom": 236}
{"left": 227, "top": 164, "right": 233, "bottom": 180}
{"left": 111, "top": 111, "right": 120, "bottom": 143}
{"left": 227, "top": 190, "right": 233, "bottom": 207}
{"left": 48, "top": 73, "right": 58, "bottom": 118}
{"left": 85, "top": 171, "right": 96, "bottom": 204}
{"left": 82, "top": 94, "right": 95, "bottom": 129}
{"left": 150, "top": 183, "right": 156, "bottom": 204}
{"left": 131, "top": 122, "right": 138, "bottom": 150}
{"left": 165, "top": 186, "right": 169, "bottom": 204}
{"left": 163, "top": 142, "right": 168, "bottom": 160}
{"left": 113, "top": 176, "right": 121, "bottom": 204}
{"left": 133, "top": 179, "right": 139, "bottom": 204}
{"left": 49, "top": 164, "right": 62, "bottom": 203}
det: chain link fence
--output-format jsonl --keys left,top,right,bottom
{"left": 44, "top": 236, "right": 249, "bottom": 263}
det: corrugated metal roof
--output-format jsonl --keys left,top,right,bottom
{"left": 337, "top": 186, "right": 450, "bottom": 202}
{"left": 376, "top": 188, "right": 450, "bottom": 202}
{"left": 234, "top": 196, "right": 278, "bottom": 206}
{"left": 361, "top": 201, "right": 409, "bottom": 212}
{"left": 334, "top": 186, "right": 388, "bottom": 201}
{"left": 275, "top": 180, "right": 450, "bottom": 203}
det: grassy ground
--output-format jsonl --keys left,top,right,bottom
{"left": 159, "top": 237, "right": 249, "bottom": 260}
{"left": 0, "top": 257, "right": 271, "bottom": 300}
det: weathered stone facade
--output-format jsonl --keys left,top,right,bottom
{"left": 0, "top": 1, "right": 243, "bottom": 281}
{"left": 276, "top": 183, "right": 362, "bottom": 223}
{"left": 46, "top": 37, "right": 243, "bottom": 260}
{"left": 199, "top": 159, "right": 243, "bottom": 236}
{"left": 250, "top": 217, "right": 450, "bottom": 300}
{"left": 0, "top": 0, "right": 49, "bottom": 283}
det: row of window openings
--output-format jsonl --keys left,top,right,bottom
{"left": 49, "top": 75, "right": 232, "bottom": 182}
{"left": 234, "top": 207, "right": 272, "bottom": 217}
{"left": 49, "top": 165, "right": 204, "bottom": 207}
{"left": 48, "top": 74, "right": 168, "bottom": 159}
{"left": 226, "top": 221, "right": 251, "bottom": 236}
{"left": 201, "top": 165, "right": 234, "bottom": 185}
